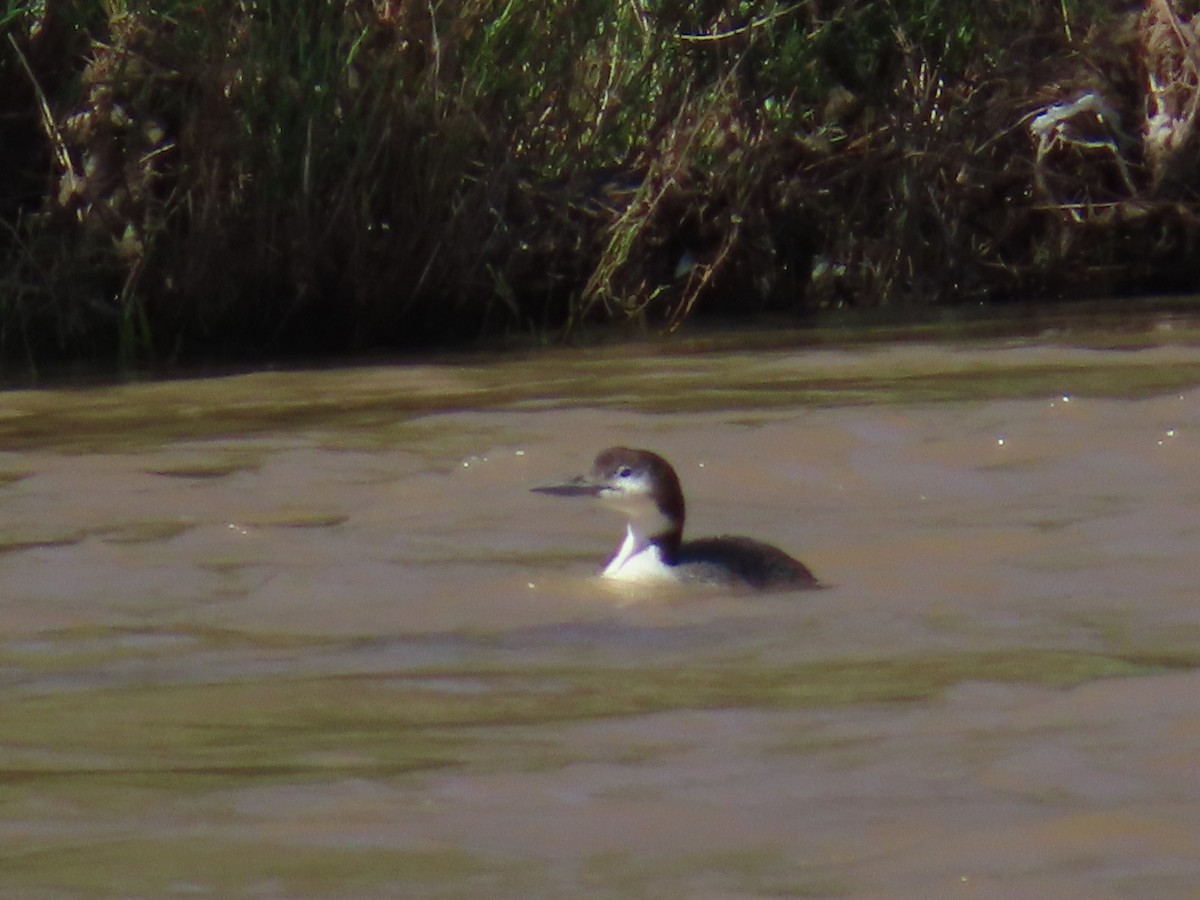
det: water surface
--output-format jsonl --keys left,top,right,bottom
{"left": 1, "top": 332, "right": 1199, "bottom": 897}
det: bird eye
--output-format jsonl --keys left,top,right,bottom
{"left": 617, "top": 467, "right": 632, "bottom": 478}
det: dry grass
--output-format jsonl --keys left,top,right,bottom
{"left": 1, "top": 0, "right": 1198, "bottom": 370}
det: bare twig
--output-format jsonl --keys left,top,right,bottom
{"left": 6, "top": 32, "right": 75, "bottom": 179}
{"left": 676, "top": 1, "right": 811, "bottom": 44}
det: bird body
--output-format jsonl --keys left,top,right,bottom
{"left": 533, "top": 447, "right": 818, "bottom": 591}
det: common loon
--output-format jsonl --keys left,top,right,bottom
{"left": 532, "top": 447, "right": 818, "bottom": 591}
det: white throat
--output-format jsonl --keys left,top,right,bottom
{"left": 601, "top": 524, "right": 675, "bottom": 582}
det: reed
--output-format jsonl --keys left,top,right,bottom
{"left": 0, "top": 0, "right": 1194, "bottom": 370}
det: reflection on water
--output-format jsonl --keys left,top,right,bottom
{"left": 1, "top": 334, "right": 1199, "bottom": 897}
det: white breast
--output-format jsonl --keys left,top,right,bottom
{"left": 601, "top": 525, "right": 677, "bottom": 583}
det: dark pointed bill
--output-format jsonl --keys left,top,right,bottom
{"left": 530, "top": 477, "right": 603, "bottom": 497}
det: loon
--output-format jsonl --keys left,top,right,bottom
{"left": 532, "top": 447, "right": 818, "bottom": 591}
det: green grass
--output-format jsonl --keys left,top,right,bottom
{"left": 1, "top": 0, "right": 1180, "bottom": 372}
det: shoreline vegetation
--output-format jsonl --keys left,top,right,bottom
{"left": 2, "top": 0, "right": 1200, "bottom": 373}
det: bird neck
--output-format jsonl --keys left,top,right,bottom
{"left": 622, "top": 517, "right": 683, "bottom": 565}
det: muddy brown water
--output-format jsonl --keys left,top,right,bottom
{"left": 1, "top": 333, "right": 1199, "bottom": 898}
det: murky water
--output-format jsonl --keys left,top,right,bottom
{"left": 2, "top": 330, "right": 1200, "bottom": 898}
